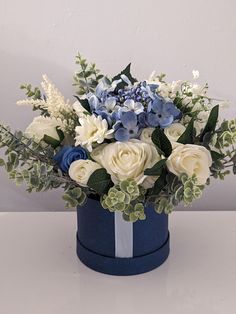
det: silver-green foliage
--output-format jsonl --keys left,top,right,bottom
{"left": 101, "top": 179, "right": 146, "bottom": 222}
{"left": 210, "top": 119, "right": 236, "bottom": 179}
{"left": 73, "top": 53, "right": 103, "bottom": 96}
{"left": 154, "top": 173, "right": 204, "bottom": 214}
{"left": 0, "top": 124, "right": 86, "bottom": 207}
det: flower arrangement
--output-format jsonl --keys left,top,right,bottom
{"left": 1, "top": 54, "right": 235, "bottom": 222}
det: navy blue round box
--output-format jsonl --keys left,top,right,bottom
{"left": 76, "top": 198, "right": 170, "bottom": 276}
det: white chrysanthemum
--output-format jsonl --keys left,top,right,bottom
{"left": 75, "top": 115, "right": 114, "bottom": 152}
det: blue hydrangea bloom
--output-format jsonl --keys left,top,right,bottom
{"left": 114, "top": 111, "right": 139, "bottom": 141}
{"left": 147, "top": 97, "right": 181, "bottom": 128}
{"left": 54, "top": 146, "right": 88, "bottom": 172}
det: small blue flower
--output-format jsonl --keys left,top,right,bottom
{"left": 147, "top": 97, "right": 181, "bottom": 128}
{"left": 94, "top": 97, "right": 120, "bottom": 125}
{"left": 54, "top": 146, "right": 88, "bottom": 172}
{"left": 138, "top": 112, "right": 149, "bottom": 128}
{"left": 122, "top": 99, "right": 144, "bottom": 114}
{"left": 114, "top": 111, "right": 139, "bottom": 141}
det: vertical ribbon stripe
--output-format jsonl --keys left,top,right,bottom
{"left": 114, "top": 211, "right": 133, "bottom": 258}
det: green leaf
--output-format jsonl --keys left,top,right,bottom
{"left": 0, "top": 158, "right": 5, "bottom": 166}
{"left": 210, "top": 150, "right": 224, "bottom": 161}
{"left": 151, "top": 128, "right": 172, "bottom": 157}
{"left": 144, "top": 159, "right": 167, "bottom": 176}
{"left": 87, "top": 168, "right": 112, "bottom": 195}
{"left": 177, "top": 118, "right": 194, "bottom": 144}
{"left": 200, "top": 105, "right": 219, "bottom": 141}
{"left": 233, "top": 164, "right": 236, "bottom": 175}
{"left": 112, "top": 64, "right": 137, "bottom": 89}
{"left": 74, "top": 96, "right": 91, "bottom": 113}
{"left": 43, "top": 135, "right": 60, "bottom": 149}
{"left": 150, "top": 170, "right": 167, "bottom": 196}
{"left": 56, "top": 128, "right": 65, "bottom": 142}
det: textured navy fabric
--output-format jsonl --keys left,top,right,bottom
{"left": 76, "top": 198, "right": 170, "bottom": 275}
{"left": 133, "top": 206, "right": 169, "bottom": 256}
{"left": 77, "top": 197, "right": 115, "bottom": 257}
{"left": 77, "top": 232, "right": 169, "bottom": 276}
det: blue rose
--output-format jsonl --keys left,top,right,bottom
{"left": 54, "top": 146, "right": 88, "bottom": 172}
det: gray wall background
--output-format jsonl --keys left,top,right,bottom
{"left": 0, "top": 0, "right": 235, "bottom": 211}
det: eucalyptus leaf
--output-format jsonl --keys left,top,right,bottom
{"left": 0, "top": 158, "right": 5, "bottom": 166}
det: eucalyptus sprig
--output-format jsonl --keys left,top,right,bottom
{"left": 73, "top": 52, "right": 103, "bottom": 96}
{"left": 0, "top": 123, "right": 86, "bottom": 206}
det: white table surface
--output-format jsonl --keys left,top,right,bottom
{"left": 0, "top": 212, "right": 235, "bottom": 314}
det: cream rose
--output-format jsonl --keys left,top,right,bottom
{"left": 69, "top": 159, "right": 102, "bottom": 187}
{"left": 24, "top": 116, "right": 60, "bottom": 143}
{"left": 75, "top": 114, "right": 114, "bottom": 152}
{"left": 91, "top": 139, "right": 161, "bottom": 186}
{"left": 164, "top": 123, "right": 186, "bottom": 142}
{"left": 166, "top": 144, "right": 212, "bottom": 185}
{"left": 140, "top": 128, "right": 155, "bottom": 145}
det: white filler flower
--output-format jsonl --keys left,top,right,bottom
{"left": 69, "top": 159, "right": 101, "bottom": 187}
{"left": 166, "top": 144, "right": 212, "bottom": 185}
{"left": 75, "top": 114, "right": 114, "bottom": 152}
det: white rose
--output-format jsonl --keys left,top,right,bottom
{"left": 140, "top": 128, "right": 155, "bottom": 145}
{"left": 164, "top": 123, "right": 186, "bottom": 142}
{"left": 24, "top": 116, "right": 60, "bottom": 143}
{"left": 91, "top": 139, "right": 161, "bottom": 185}
{"left": 69, "top": 159, "right": 102, "bottom": 187}
{"left": 75, "top": 114, "right": 114, "bottom": 152}
{"left": 166, "top": 144, "right": 212, "bottom": 185}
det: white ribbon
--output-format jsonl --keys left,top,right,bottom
{"left": 114, "top": 211, "right": 133, "bottom": 258}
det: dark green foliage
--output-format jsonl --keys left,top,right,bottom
{"left": 144, "top": 159, "right": 167, "bottom": 176}
{"left": 74, "top": 96, "right": 91, "bottom": 113}
{"left": 177, "top": 118, "right": 194, "bottom": 144}
{"left": 151, "top": 128, "right": 172, "bottom": 157}
{"left": 200, "top": 105, "right": 219, "bottom": 142}
{"left": 87, "top": 168, "right": 112, "bottom": 195}
{"left": 112, "top": 63, "right": 137, "bottom": 90}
